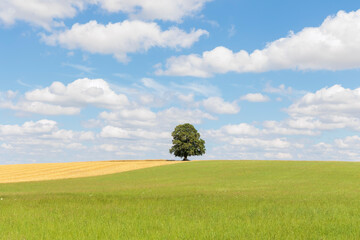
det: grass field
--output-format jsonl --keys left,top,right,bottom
{"left": 1, "top": 160, "right": 360, "bottom": 239}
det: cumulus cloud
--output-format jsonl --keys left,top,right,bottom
{"left": 0, "top": 0, "right": 85, "bottom": 30}
{"left": 287, "top": 84, "right": 360, "bottom": 131}
{"left": 0, "top": 0, "right": 211, "bottom": 29}
{"left": 42, "top": 129, "right": 95, "bottom": 140}
{"left": 100, "top": 126, "right": 130, "bottom": 138}
{"left": 100, "top": 107, "right": 215, "bottom": 129}
{"left": 202, "top": 97, "right": 240, "bottom": 114}
{"left": 207, "top": 121, "right": 316, "bottom": 138}
{"left": 240, "top": 93, "right": 269, "bottom": 102}
{"left": 103, "top": 108, "right": 156, "bottom": 121}
{"left": 156, "top": 107, "right": 216, "bottom": 126}
{"left": 264, "top": 152, "right": 292, "bottom": 159}
{"left": 98, "top": 0, "right": 211, "bottom": 22}
{"left": 219, "top": 123, "right": 261, "bottom": 136}
{"left": 0, "top": 119, "right": 95, "bottom": 142}
{"left": 200, "top": 84, "right": 360, "bottom": 160}
{"left": 26, "top": 78, "right": 129, "bottom": 108}
{"left": 0, "top": 78, "right": 129, "bottom": 115}
{"left": 1, "top": 143, "right": 13, "bottom": 149}
{"left": 99, "top": 108, "right": 157, "bottom": 127}
{"left": 335, "top": 135, "right": 360, "bottom": 149}
{"left": 262, "top": 121, "right": 319, "bottom": 136}
{"left": 100, "top": 125, "right": 169, "bottom": 139}
{"left": 231, "top": 137, "right": 290, "bottom": 149}
{"left": 0, "top": 101, "right": 80, "bottom": 115}
{"left": 306, "top": 136, "right": 360, "bottom": 160}
{"left": 157, "top": 9, "right": 360, "bottom": 77}
{"left": 42, "top": 20, "right": 208, "bottom": 62}
{"left": 99, "top": 143, "right": 118, "bottom": 152}
{"left": 0, "top": 119, "right": 57, "bottom": 135}
{"left": 204, "top": 125, "right": 308, "bottom": 160}
{"left": 0, "top": 119, "right": 96, "bottom": 163}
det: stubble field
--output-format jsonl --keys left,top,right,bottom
{"left": 1, "top": 160, "right": 360, "bottom": 239}
{"left": 0, "top": 160, "right": 177, "bottom": 183}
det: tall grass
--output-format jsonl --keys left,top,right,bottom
{"left": 1, "top": 160, "right": 360, "bottom": 239}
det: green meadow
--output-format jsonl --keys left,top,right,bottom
{"left": 1, "top": 160, "right": 360, "bottom": 239}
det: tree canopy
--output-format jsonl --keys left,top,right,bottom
{"left": 169, "top": 123, "right": 205, "bottom": 161}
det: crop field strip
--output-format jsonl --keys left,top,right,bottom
{"left": 0, "top": 160, "right": 179, "bottom": 183}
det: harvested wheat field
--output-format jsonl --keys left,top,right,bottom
{"left": 0, "top": 160, "right": 179, "bottom": 183}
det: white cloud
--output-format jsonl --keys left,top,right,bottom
{"left": 66, "top": 143, "right": 86, "bottom": 149}
{"left": 100, "top": 144, "right": 118, "bottom": 152}
{"left": 157, "top": 9, "right": 360, "bottom": 77}
{"left": 303, "top": 135, "right": 360, "bottom": 160}
{"left": 0, "top": 78, "right": 130, "bottom": 115}
{"left": 0, "top": 0, "right": 85, "bottom": 30}
{"left": 42, "top": 129, "right": 75, "bottom": 140}
{"left": 0, "top": 101, "right": 80, "bottom": 115}
{"left": 335, "top": 135, "right": 360, "bottom": 149}
{"left": 287, "top": 117, "right": 346, "bottom": 130}
{"left": 207, "top": 120, "right": 317, "bottom": 138}
{"left": 202, "top": 97, "right": 240, "bottom": 114}
{"left": 263, "top": 83, "right": 307, "bottom": 100}
{"left": 263, "top": 121, "right": 319, "bottom": 136}
{"left": 42, "top": 20, "right": 208, "bottom": 62}
{"left": 264, "top": 83, "right": 294, "bottom": 95}
{"left": 240, "top": 93, "right": 269, "bottom": 102}
{"left": 101, "top": 107, "right": 215, "bottom": 129}
{"left": 0, "top": 120, "right": 95, "bottom": 145}
{"left": 288, "top": 84, "right": 360, "bottom": 116}
{"left": 102, "top": 108, "right": 156, "bottom": 121}
{"left": 264, "top": 152, "right": 292, "bottom": 159}
{"left": 100, "top": 125, "right": 130, "bottom": 138}
{"left": 98, "top": 0, "right": 211, "bottom": 22}
{"left": 132, "top": 129, "right": 170, "bottom": 139}
{"left": 0, "top": 119, "right": 98, "bottom": 163}
{"left": 177, "top": 93, "right": 195, "bottom": 104}
{"left": 118, "top": 78, "right": 220, "bottom": 108}
{"left": 204, "top": 123, "right": 306, "bottom": 159}
{"left": 99, "top": 108, "right": 157, "bottom": 127}
{"left": 41, "top": 129, "right": 94, "bottom": 141}
{"left": 330, "top": 135, "right": 360, "bottom": 159}
{"left": 1, "top": 143, "right": 13, "bottom": 149}
{"left": 79, "top": 131, "right": 95, "bottom": 140}
{"left": 100, "top": 125, "right": 169, "bottom": 139}
{"left": 287, "top": 85, "right": 360, "bottom": 131}
{"left": 0, "top": 119, "right": 57, "bottom": 135}
{"left": 157, "top": 107, "right": 216, "bottom": 125}
{"left": 220, "top": 123, "right": 261, "bottom": 136}
{"left": 0, "top": 0, "right": 211, "bottom": 29}
{"left": 5, "top": 90, "right": 17, "bottom": 99}
{"left": 231, "top": 137, "right": 290, "bottom": 149}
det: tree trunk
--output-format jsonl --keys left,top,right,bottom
{"left": 183, "top": 155, "right": 189, "bottom": 161}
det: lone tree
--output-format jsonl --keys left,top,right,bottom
{"left": 169, "top": 123, "right": 205, "bottom": 161}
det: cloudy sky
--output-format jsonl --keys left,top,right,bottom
{"left": 1, "top": 0, "right": 360, "bottom": 163}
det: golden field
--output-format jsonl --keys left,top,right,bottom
{"left": 0, "top": 160, "right": 179, "bottom": 183}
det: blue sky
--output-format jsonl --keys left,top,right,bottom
{"left": 1, "top": 0, "right": 360, "bottom": 163}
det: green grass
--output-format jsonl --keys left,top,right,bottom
{"left": 1, "top": 160, "right": 360, "bottom": 239}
